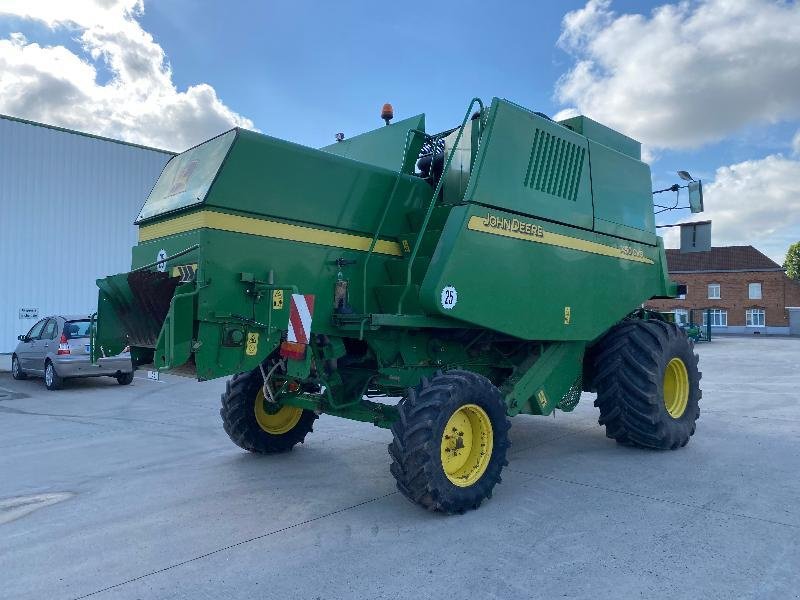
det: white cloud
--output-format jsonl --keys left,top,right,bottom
{"left": 556, "top": 0, "right": 800, "bottom": 150}
{"left": 0, "top": 0, "right": 253, "bottom": 151}
{"left": 661, "top": 154, "right": 800, "bottom": 263}
{"left": 793, "top": 130, "right": 800, "bottom": 156}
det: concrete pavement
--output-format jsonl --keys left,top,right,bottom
{"left": 1, "top": 336, "right": 799, "bottom": 599}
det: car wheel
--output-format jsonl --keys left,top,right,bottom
{"left": 116, "top": 372, "right": 134, "bottom": 385}
{"left": 45, "top": 361, "right": 64, "bottom": 391}
{"left": 11, "top": 355, "right": 27, "bottom": 380}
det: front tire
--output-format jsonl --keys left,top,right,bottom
{"left": 116, "top": 372, "right": 134, "bottom": 385}
{"left": 592, "top": 319, "right": 701, "bottom": 449}
{"left": 389, "top": 370, "right": 511, "bottom": 514}
{"left": 220, "top": 367, "right": 318, "bottom": 454}
{"left": 44, "top": 361, "right": 63, "bottom": 391}
{"left": 11, "top": 355, "right": 27, "bottom": 380}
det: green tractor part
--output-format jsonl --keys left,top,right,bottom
{"left": 94, "top": 97, "right": 701, "bottom": 513}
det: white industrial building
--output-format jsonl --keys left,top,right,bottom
{"left": 0, "top": 115, "right": 174, "bottom": 351}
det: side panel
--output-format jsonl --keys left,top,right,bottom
{"left": 320, "top": 114, "right": 425, "bottom": 174}
{"left": 420, "top": 204, "right": 668, "bottom": 341}
{"left": 465, "top": 99, "right": 593, "bottom": 230}
{"left": 130, "top": 225, "right": 399, "bottom": 380}
{"left": 205, "top": 130, "right": 431, "bottom": 238}
{"left": 588, "top": 140, "right": 657, "bottom": 245}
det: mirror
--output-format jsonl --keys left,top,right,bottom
{"left": 688, "top": 180, "right": 704, "bottom": 213}
{"left": 17, "top": 334, "right": 27, "bottom": 342}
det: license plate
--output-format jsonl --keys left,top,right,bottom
{"left": 147, "top": 370, "right": 160, "bottom": 381}
{"left": 85, "top": 344, "right": 91, "bottom": 353}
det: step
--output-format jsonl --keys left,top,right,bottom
{"left": 384, "top": 256, "right": 431, "bottom": 284}
{"left": 374, "top": 284, "right": 422, "bottom": 314}
{"left": 397, "top": 229, "right": 442, "bottom": 257}
{"left": 406, "top": 205, "right": 453, "bottom": 231}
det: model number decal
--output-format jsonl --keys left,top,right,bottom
{"left": 466, "top": 215, "right": 655, "bottom": 265}
{"left": 482, "top": 213, "right": 544, "bottom": 237}
{"left": 619, "top": 245, "right": 644, "bottom": 259}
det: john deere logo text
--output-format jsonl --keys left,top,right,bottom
{"left": 482, "top": 213, "right": 544, "bottom": 238}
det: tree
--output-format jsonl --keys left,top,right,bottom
{"left": 785, "top": 241, "right": 800, "bottom": 280}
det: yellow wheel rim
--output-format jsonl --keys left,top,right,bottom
{"left": 440, "top": 404, "right": 494, "bottom": 487}
{"left": 254, "top": 389, "right": 303, "bottom": 434}
{"left": 663, "top": 357, "right": 689, "bottom": 418}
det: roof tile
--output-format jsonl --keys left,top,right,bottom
{"left": 666, "top": 246, "right": 782, "bottom": 272}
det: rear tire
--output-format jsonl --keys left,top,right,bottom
{"left": 116, "top": 372, "right": 134, "bottom": 385}
{"left": 11, "top": 355, "right": 26, "bottom": 380}
{"left": 220, "top": 367, "right": 318, "bottom": 454}
{"left": 592, "top": 319, "right": 701, "bottom": 449}
{"left": 44, "top": 361, "right": 63, "bottom": 391}
{"left": 389, "top": 370, "right": 510, "bottom": 514}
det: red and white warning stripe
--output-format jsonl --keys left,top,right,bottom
{"left": 287, "top": 293, "right": 315, "bottom": 344}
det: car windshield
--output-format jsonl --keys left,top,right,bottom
{"left": 135, "top": 129, "right": 237, "bottom": 223}
{"left": 63, "top": 320, "right": 91, "bottom": 339}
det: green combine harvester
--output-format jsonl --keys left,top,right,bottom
{"left": 94, "top": 98, "right": 702, "bottom": 513}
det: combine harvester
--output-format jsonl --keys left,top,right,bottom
{"left": 94, "top": 98, "right": 702, "bottom": 513}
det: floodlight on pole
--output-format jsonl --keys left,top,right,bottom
{"left": 677, "top": 170, "right": 694, "bottom": 182}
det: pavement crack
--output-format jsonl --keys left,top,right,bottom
{"left": 0, "top": 405, "right": 99, "bottom": 426}
{"left": 70, "top": 491, "right": 398, "bottom": 600}
{"left": 507, "top": 469, "right": 799, "bottom": 530}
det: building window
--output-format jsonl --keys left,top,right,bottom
{"left": 703, "top": 309, "right": 727, "bottom": 327}
{"left": 708, "top": 283, "right": 720, "bottom": 299}
{"left": 748, "top": 282, "right": 762, "bottom": 300}
{"left": 677, "top": 284, "right": 686, "bottom": 300}
{"left": 673, "top": 309, "right": 689, "bottom": 325}
{"left": 746, "top": 308, "right": 765, "bottom": 327}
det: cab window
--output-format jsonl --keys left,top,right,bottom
{"left": 135, "top": 129, "right": 236, "bottom": 223}
{"left": 42, "top": 319, "right": 58, "bottom": 340}
{"left": 63, "top": 320, "right": 92, "bottom": 339}
{"left": 26, "top": 319, "right": 47, "bottom": 340}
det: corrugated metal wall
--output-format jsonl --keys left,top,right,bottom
{"left": 0, "top": 116, "right": 173, "bottom": 351}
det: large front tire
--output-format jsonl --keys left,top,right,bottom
{"left": 592, "top": 319, "right": 701, "bottom": 449}
{"left": 11, "top": 355, "right": 27, "bottom": 380}
{"left": 389, "top": 370, "right": 510, "bottom": 514}
{"left": 220, "top": 367, "right": 317, "bottom": 454}
{"left": 44, "top": 360, "right": 63, "bottom": 391}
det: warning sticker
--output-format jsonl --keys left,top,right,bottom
{"left": 245, "top": 332, "right": 259, "bottom": 356}
{"left": 156, "top": 249, "right": 167, "bottom": 273}
{"left": 272, "top": 289, "right": 284, "bottom": 310}
{"left": 441, "top": 286, "right": 458, "bottom": 310}
{"left": 171, "top": 264, "right": 197, "bottom": 283}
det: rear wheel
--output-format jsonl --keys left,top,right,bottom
{"left": 220, "top": 366, "right": 318, "bottom": 454}
{"left": 11, "top": 355, "right": 26, "bottom": 380}
{"left": 592, "top": 319, "right": 701, "bottom": 449}
{"left": 44, "top": 361, "right": 63, "bottom": 391}
{"left": 389, "top": 370, "right": 510, "bottom": 514}
{"left": 116, "top": 372, "right": 134, "bottom": 385}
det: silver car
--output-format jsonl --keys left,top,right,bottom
{"left": 11, "top": 314, "right": 134, "bottom": 390}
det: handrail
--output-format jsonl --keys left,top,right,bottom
{"left": 361, "top": 128, "right": 431, "bottom": 313}
{"left": 133, "top": 244, "right": 200, "bottom": 272}
{"left": 396, "top": 97, "right": 484, "bottom": 314}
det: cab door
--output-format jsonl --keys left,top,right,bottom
{"left": 36, "top": 319, "right": 59, "bottom": 373}
{"left": 18, "top": 318, "right": 47, "bottom": 371}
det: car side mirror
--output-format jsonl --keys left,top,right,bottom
{"left": 17, "top": 334, "right": 27, "bottom": 342}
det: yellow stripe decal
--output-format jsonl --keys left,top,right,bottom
{"left": 467, "top": 215, "right": 654, "bottom": 264}
{"left": 138, "top": 211, "right": 403, "bottom": 257}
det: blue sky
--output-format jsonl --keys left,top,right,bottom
{"left": 0, "top": 0, "right": 798, "bottom": 261}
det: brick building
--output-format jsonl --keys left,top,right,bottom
{"left": 647, "top": 246, "right": 800, "bottom": 335}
